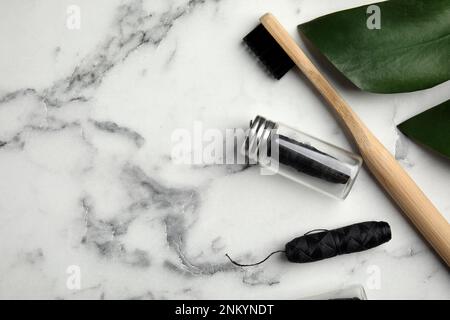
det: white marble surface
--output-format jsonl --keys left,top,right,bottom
{"left": 0, "top": 0, "right": 449, "bottom": 300}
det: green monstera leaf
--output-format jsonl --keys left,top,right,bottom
{"left": 298, "top": 0, "right": 450, "bottom": 93}
{"left": 398, "top": 100, "right": 450, "bottom": 159}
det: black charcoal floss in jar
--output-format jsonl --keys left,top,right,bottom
{"left": 243, "top": 115, "right": 362, "bottom": 199}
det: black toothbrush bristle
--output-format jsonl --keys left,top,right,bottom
{"left": 243, "top": 24, "right": 294, "bottom": 80}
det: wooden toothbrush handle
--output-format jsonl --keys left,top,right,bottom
{"left": 260, "top": 13, "right": 450, "bottom": 266}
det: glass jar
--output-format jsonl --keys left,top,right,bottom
{"left": 243, "top": 115, "right": 362, "bottom": 199}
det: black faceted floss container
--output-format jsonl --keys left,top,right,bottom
{"left": 244, "top": 115, "right": 362, "bottom": 199}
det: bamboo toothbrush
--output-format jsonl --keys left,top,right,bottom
{"left": 244, "top": 13, "right": 450, "bottom": 266}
